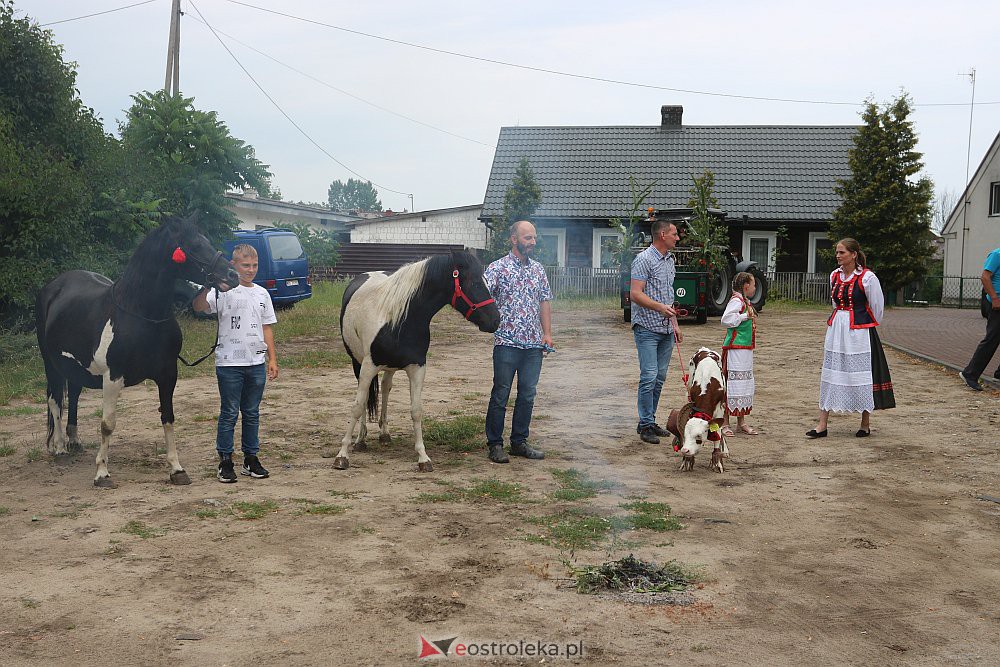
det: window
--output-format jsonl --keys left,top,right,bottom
{"left": 268, "top": 234, "right": 305, "bottom": 260}
{"left": 741, "top": 232, "right": 777, "bottom": 272}
{"left": 592, "top": 229, "right": 623, "bottom": 268}
{"left": 990, "top": 182, "right": 1000, "bottom": 216}
{"left": 534, "top": 228, "right": 566, "bottom": 266}
{"left": 808, "top": 232, "right": 835, "bottom": 274}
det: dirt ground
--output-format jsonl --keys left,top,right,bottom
{"left": 1, "top": 304, "right": 999, "bottom": 666}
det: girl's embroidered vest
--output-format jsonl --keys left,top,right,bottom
{"left": 827, "top": 269, "right": 878, "bottom": 329}
{"left": 723, "top": 294, "right": 755, "bottom": 349}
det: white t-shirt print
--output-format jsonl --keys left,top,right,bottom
{"left": 206, "top": 284, "right": 278, "bottom": 366}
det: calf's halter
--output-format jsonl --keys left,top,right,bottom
{"left": 451, "top": 268, "right": 494, "bottom": 320}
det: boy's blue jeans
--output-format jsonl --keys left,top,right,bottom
{"left": 633, "top": 324, "right": 674, "bottom": 428}
{"left": 486, "top": 345, "right": 544, "bottom": 447}
{"left": 216, "top": 364, "right": 267, "bottom": 456}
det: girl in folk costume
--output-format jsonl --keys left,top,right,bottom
{"left": 806, "top": 238, "right": 895, "bottom": 439}
{"left": 720, "top": 272, "right": 758, "bottom": 437}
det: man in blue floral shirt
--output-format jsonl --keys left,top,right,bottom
{"left": 483, "top": 220, "right": 554, "bottom": 463}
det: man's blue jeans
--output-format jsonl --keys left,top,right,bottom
{"left": 486, "top": 345, "right": 544, "bottom": 447}
{"left": 633, "top": 324, "right": 674, "bottom": 428}
{"left": 216, "top": 364, "right": 267, "bottom": 456}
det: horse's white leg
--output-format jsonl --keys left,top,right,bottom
{"left": 47, "top": 395, "right": 67, "bottom": 455}
{"left": 157, "top": 374, "right": 190, "bottom": 485}
{"left": 378, "top": 370, "right": 395, "bottom": 444}
{"left": 94, "top": 377, "right": 124, "bottom": 488}
{"left": 404, "top": 364, "right": 431, "bottom": 472}
{"left": 335, "top": 358, "right": 379, "bottom": 470}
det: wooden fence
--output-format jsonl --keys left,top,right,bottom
{"left": 544, "top": 266, "right": 620, "bottom": 297}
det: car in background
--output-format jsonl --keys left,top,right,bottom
{"left": 224, "top": 228, "right": 313, "bottom": 307}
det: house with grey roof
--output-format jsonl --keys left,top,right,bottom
{"left": 481, "top": 105, "right": 858, "bottom": 272}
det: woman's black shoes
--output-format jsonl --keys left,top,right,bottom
{"left": 855, "top": 429, "right": 870, "bottom": 438}
{"left": 805, "top": 429, "right": 828, "bottom": 439}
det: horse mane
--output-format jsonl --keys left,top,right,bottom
{"left": 117, "top": 215, "right": 194, "bottom": 301}
{"left": 373, "top": 253, "right": 459, "bottom": 328}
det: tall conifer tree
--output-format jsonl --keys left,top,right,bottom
{"left": 830, "top": 94, "right": 934, "bottom": 292}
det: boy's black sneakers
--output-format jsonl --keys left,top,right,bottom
{"left": 241, "top": 454, "right": 270, "bottom": 479}
{"left": 217, "top": 453, "right": 237, "bottom": 483}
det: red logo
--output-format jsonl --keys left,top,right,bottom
{"left": 419, "top": 636, "right": 457, "bottom": 659}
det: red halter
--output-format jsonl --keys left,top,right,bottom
{"left": 451, "top": 269, "right": 494, "bottom": 320}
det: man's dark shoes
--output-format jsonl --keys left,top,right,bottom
{"left": 639, "top": 426, "right": 660, "bottom": 444}
{"left": 509, "top": 443, "right": 544, "bottom": 460}
{"left": 488, "top": 445, "right": 510, "bottom": 463}
{"left": 805, "top": 429, "right": 827, "bottom": 439}
{"left": 217, "top": 453, "right": 237, "bottom": 483}
{"left": 241, "top": 454, "right": 269, "bottom": 479}
{"left": 959, "top": 371, "right": 983, "bottom": 391}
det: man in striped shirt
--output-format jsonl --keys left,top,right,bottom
{"left": 629, "top": 218, "right": 684, "bottom": 444}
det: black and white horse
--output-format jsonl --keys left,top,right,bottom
{"left": 35, "top": 216, "right": 238, "bottom": 487}
{"left": 336, "top": 250, "right": 500, "bottom": 471}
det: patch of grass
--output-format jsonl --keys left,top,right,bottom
{"left": 118, "top": 520, "right": 165, "bottom": 539}
{"left": 461, "top": 393, "right": 483, "bottom": 401}
{"left": 328, "top": 489, "right": 366, "bottom": 499}
{"left": 299, "top": 503, "right": 346, "bottom": 516}
{"left": 0, "top": 444, "right": 16, "bottom": 457}
{"left": 550, "top": 468, "right": 623, "bottom": 501}
{"left": 353, "top": 524, "right": 376, "bottom": 535}
{"left": 21, "top": 597, "right": 40, "bottom": 608}
{"left": 26, "top": 447, "right": 44, "bottom": 462}
{"left": 551, "top": 295, "right": 618, "bottom": 312}
{"left": 0, "top": 405, "right": 44, "bottom": 417}
{"left": 194, "top": 509, "right": 219, "bottom": 519}
{"left": 0, "top": 506, "right": 11, "bottom": 517}
{"left": 528, "top": 509, "right": 629, "bottom": 551}
{"left": 412, "top": 477, "right": 525, "bottom": 504}
{"left": 0, "top": 330, "right": 46, "bottom": 404}
{"left": 423, "top": 414, "right": 485, "bottom": 453}
{"left": 230, "top": 499, "right": 279, "bottom": 520}
{"left": 621, "top": 501, "right": 683, "bottom": 532}
{"left": 282, "top": 348, "right": 352, "bottom": 369}
{"left": 413, "top": 491, "right": 464, "bottom": 504}
{"left": 568, "top": 554, "right": 696, "bottom": 594}
{"left": 192, "top": 414, "right": 216, "bottom": 423}
{"left": 50, "top": 502, "right": 93, "bottom": 519}
{"left": 764, "top": 298, "right": 827, "bottom": 313}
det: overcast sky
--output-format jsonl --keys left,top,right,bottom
{"left": 16, "top": 0, "right": 1000, "bottom": 214}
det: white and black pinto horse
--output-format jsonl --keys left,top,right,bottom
{"left": 336, "top": 250, "right": 500, "bottom": 472}
{"left": 35, "top": 216, "right": 238, "bottom": 487}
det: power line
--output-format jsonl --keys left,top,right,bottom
{"left": 39, "top": 0, "right": 160, "bottom": 27}
{"left": 224, "top": 0, "right": 998, "bottom": 108}
{"left": 185, "top": 14, "right": 495, "bottom": 149}
{"left": 188, "top": 1, "right": 412, "bottom": 198}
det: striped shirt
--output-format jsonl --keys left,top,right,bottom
{"left": 630, "top": 245, "right": 675, "bottom": 334}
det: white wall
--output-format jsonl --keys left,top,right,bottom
{"left": 350, "top": 207, "right": 486, "bottom": 248}
{"left": 943, "top": 137, "right": 1000, "bottom": 279}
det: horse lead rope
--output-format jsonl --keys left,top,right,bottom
{"left": 494, "top": 331, "right": 555, "bottom": 354}
{"left": 178, "top": 286, "right": 220, "bottom": 367}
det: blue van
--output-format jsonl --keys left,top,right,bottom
{"left": 223, "top": 228, "right": 313, "bottom": 306}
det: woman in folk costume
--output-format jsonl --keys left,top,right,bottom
{"left": 720, "top": 272, "right": 758, "bottom": 437}
{"left": 806, "top": 238, "right": 895, "bottom": 439}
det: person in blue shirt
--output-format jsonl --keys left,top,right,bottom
{"left": 960, "top": 247, "right": 1000, "bottom": 391}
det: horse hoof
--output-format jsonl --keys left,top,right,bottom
{"left": 67, "top": 442, "right": 84, "bottom": 454}
{"left": 94, "top": 476, "right": 115, "bottom": 489}
{"left": 379, "top": 433, "right": 392, "bottom": 445}
{"left": 169, "top": 470, "right": 192, "bottom": 485}
{"left": 418, "top": 461, "right": 433, "bottom": 472}
{"left": 354, "top": 441, "right": 368, "bottom": 452}
{"left": 333, "top": 456, "right": 350, "bottom": 470}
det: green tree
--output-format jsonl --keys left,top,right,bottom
{"left": 284, "top": 222, "right": 340, "bottom": 271}
{"left": 0, "top": 0, "right": 123, "bottom": 314}
{"left": 487, "top": 157, "right": 542, "bottom": 261}
{"left": 327, "top": 178, "right": 383, "bottom": 213}
{"left": 685, "top": 170, "right": 729, "bottom": 273}
{"left": 119, "top": 90, "right": 273, "bottom": 243}
{"left": 831, "top": 94, "right": 934, "bottom": 292}
{"left": 606, "top": 176, "right": 656, "bottom": 271}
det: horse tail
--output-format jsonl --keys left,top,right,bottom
{"left": 366, "top": 376, "right": 379, "bottom": 422}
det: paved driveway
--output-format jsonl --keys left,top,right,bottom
{"left": 880, "top": 306, "right": 1000, "bottom": 387}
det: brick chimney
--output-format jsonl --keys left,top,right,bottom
{"left": 661, "top": 105, "right": 683, "bottom": 126}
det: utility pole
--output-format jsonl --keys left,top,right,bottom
{"left": 163, "top": 0, "right": 181, "bottom": 95}
{"left": 958, "top": 67, "right": 976, "bottom": 283}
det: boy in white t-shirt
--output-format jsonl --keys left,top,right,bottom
{"left": 194, "top": 244, "right": 279, "bottom": 483}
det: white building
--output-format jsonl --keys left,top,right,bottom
{"left": 347, "top": 204, "right": 486, "bottom": 249}
{"left": 224, "top": 192, "right": 359, "bottom": 236}
{"left": 941, "top": 130, "right": 1000, "bottom": 298}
